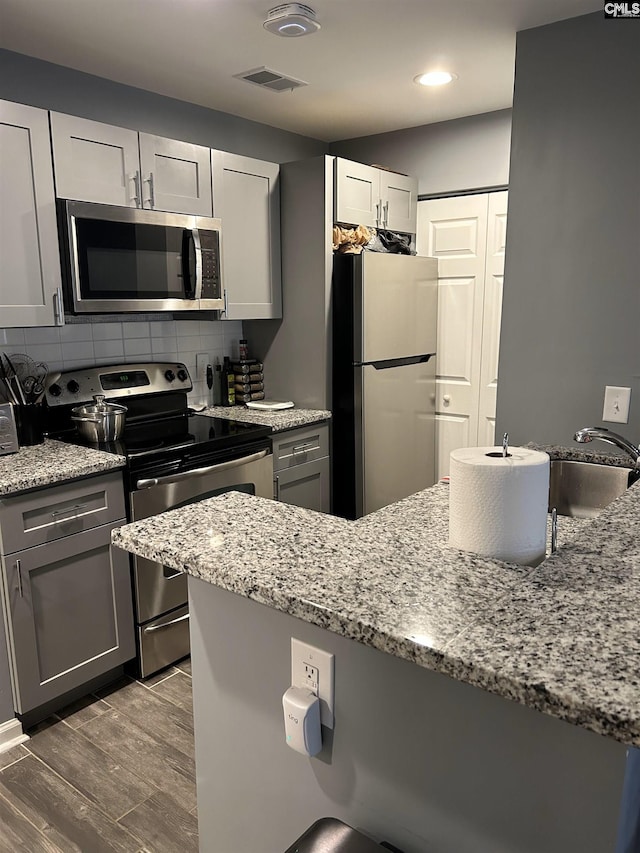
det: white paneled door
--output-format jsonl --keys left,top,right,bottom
{"left": 417, "top": 191, "right": 508, "bottom": 478}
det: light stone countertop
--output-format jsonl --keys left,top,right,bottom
{"left": 0, "top": 439, "right": 126, "bottom": 497}
{"left": 199, "top": 406, "right": 331, "bottom": 432}
{"left": 112, "top": 443, "right": 640, "bottom": 747}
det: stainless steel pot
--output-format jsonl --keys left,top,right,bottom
{"left": 71, "top": 394, "right": 127, "bottom": 443}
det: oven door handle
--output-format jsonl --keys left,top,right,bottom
{"left": 143, "top": 612, "right": 190, "bottom": 633}
{"left": 135, "top": 448, "right": 270, "bottom": 490}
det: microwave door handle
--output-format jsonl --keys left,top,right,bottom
{"left": 181, "top": 229, "right": 200, "bottom": 300}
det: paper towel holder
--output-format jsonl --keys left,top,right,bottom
{"left": 486, "top": 432, "right": 512, "bottom": 459}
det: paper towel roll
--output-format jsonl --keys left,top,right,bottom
{"left": 449, "top": 446, "right": 550, "bottom": 566}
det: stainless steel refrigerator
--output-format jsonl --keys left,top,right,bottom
{"left": 332, "top": 252, "right": 438, "bottom": 519}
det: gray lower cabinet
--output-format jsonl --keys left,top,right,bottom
{"left": 0, "top": 473, "right": 134, "bottom": 715}
{"left": 272, "top": 423, "right": 331, "bottom": 513}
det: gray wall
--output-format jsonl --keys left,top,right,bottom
{"left": 330, "top": 109, "right": 512, "bottom": 196}
{"left": 245, "top": 157, "right": 334, "bottom": 409}
{"left": 0, "top": 49, "right": 327, "bottom": 163}
{"left": 191, "top": 579, "right": 625, "bottom": 853}
{"left": 496, "top": 13, "right": 640, "bottom": 447}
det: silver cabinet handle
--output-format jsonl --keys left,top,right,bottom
{"left": 274, "top": 474, "right": 280, "bottom": 500}
{"left": 383, "top": 200, "right": 389, "bottom": 228}
{"left": 143, "top": 172, "right": 155, "bottom": 208}
{"left": 16, "top": 559, "right": 23, "bottom": 598}
{"left": 222, "top": 288, "right": 229, "bottom": 318}
{"left": 129, "top": 171, "right": 141, "bottom": 207}
{"left": 51, "top": 502, "right": 89, "bottom": 519}
{"left": 136, "top": 448, "right": 269, "bottom": 490}
{"left": 551, "top": 507, "right": 558, "bottom": 554}
{"left": 143, "top": 612, "right": 189, "bottom": 633}
{"left": 375, "top": 201, "right": 381, "bottom": 227}
{"left": 292, "top": 442, "right": 316, "bottom": 454}
{"left": 53, "top": 287, "right": 64, "bottom": 326}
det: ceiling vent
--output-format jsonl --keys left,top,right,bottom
{"left": 263, "top": 4, "right": 321, "bottom": 37}
{"left": 234, "top": 66, "right": 308, "bottom": 93}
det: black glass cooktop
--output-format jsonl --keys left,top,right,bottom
{"left": 51, "top": 412, "right": 271, "bottom": 472}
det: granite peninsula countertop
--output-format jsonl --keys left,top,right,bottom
{"left": 112, "top": 443, "right": 640, "bottom": 746}
{"left": 0, "top": 439, "right": 126, "bottom": 497}
{"left": 200, "top": 405, "right": 331, "bottom": 432}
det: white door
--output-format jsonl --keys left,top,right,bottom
{"left": 379, "top": 171, "right": 418, "bottom": 234}
{"left": 417, "top": 191, "right": 507, "bottom": 478}
{"left": 139, "top": 134, "right": 212, "bottom": 216}
{"left": 478, "top": 191, "right": 508, "bottom": 446}
{"left": 334, "top": 158, "right": 380, "bottom": 228}
{"left": 0, "top": 101, "right": 62, "bottom": 327}
{"left": 50, "top": 113, "right": 141, "bottom": 207}
{"left": 211, "top": 151, "right": 281, "bottom": 320}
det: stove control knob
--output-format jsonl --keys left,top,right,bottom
{"left": 164, "top": 369, "right": 176, "bottom": 383}
{"left": 177, "top": 369, "right": 188, "bottom": 382}
{"left": 67, "top": 380, "right": 80, "bottom": 394}
{"left": 49, "top": 383, "right": 62, "bottom": 397}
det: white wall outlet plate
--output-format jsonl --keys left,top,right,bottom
{"left": 603, "top": 386, "right": 631, "bottom": 424}
{"left": 196, "top": 352, "right": 210, "bottom": 381}
{"left": 291, "top": 638, "right": 334, "bottom": 729}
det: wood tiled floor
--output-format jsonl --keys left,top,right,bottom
{"left": 0, "top": 658, "right": 198, "bottom": 853}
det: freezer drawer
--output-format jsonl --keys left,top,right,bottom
{"left": 360, "top": 358, "right": 436, "bottom": 516}
{"left": 138, "top": 604, "right": 190, "bottom": 679}
{"left": 356, "top": 253, "right": 438, "bottom": 363}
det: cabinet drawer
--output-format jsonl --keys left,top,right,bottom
{"left": 0, "top": 472, "right": 126, "bottom": 554}
{"left": 272, "top": 423, "right": 329, "bottom": 471}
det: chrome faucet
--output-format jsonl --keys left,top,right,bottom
{"left": 574, "top": 426, "right": 640, "bottom": 467}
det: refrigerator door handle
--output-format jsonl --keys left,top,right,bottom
{"left": 366, "top": 354, "right": 435, "bottom": 370}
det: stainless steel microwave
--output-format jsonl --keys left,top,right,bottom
{"left": 58, "top": 200, "right": 224, "bottom": 313}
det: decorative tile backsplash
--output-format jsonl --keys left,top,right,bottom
{"left": 0, "top": 317, "right": 244, "bottom": 406}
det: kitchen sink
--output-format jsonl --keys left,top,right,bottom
{"left": 548, "top": 459, "right": 640, "bottom": 518}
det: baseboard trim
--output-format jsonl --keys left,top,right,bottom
{"left": 0, "top": 717, "right": 29, "bottom": 753}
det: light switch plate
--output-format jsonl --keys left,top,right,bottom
{"left": 603, "top": 386, "right": 631, "bottom": 424}
{"left": 291, "top": 638, "right": 334, "bottom": 729}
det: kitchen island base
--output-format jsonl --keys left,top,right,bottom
{"left": 189, "top": 578, "right": 625, "bottom": 853}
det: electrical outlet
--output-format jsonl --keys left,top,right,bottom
{"left": 291, "top": 638, "right": 334, "bottom": 729}
{"left": 196, "top": 352, "right": 210, "bottom": 382}
{"left": 603, "top": 386, "right": 631, "bottom": 424}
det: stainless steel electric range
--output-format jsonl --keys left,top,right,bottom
{"left": 46, "top": 362, "right": 273, "bottom": 678}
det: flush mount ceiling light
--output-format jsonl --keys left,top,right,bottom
{"left": 263, "top": 3, "right": 321, "bottom": 37}
{"left": 414, "top": 70, "right": 458, "bottom": 87}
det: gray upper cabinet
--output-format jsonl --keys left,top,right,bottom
{"left": 334, "top": 157, "right": 418, "bottom": 234}
{"left": 0, "top": 100, "right": 63, "bottom": 328}
{"left": 50, "top": 113, "right": 213, "bottom": 216}
{"left": 212, "top": 151, "right": 282, "bottom": 320}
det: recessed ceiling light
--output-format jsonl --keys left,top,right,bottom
{"left": 414, "top": 71, "right": 458, "bottom": 87}
{"left": 264, "top": 4, "right": 321, "bottom": 37}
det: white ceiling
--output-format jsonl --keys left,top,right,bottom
{"left": 0, "top": 0, "right": 601, "bottom": 142}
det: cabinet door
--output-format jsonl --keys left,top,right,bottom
{"left": 274, "top": 457, "right": 330, "bottom": 513}
{"left": 50, "top": 112, "right": 141, "bottom": 207}
{"left": 380, "top": 171, "right": 418, "bottom": 234}
{"left": 3, "top": 521, "right": 134, "bottom": 713}
{"left": 334, "top": 158, "right": 380, "bottom": 228}
{"left": 0, "top": 101, "right": 62, "bottom": 327}
{"left": 212, "top": 151, "right": 282, "bottom": 320}
{"left": 139, "top": 134, "right": 212, "bottom": 216}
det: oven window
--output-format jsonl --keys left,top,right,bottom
{"left": 173, "top": 483, "right": 255, "bottom": 510}
{"left": 74, "top": 219, "right": 195, "bottom": 299}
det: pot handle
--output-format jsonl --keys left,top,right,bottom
{"left": 71, "top": 415, "right": 103, "bottom": 423}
